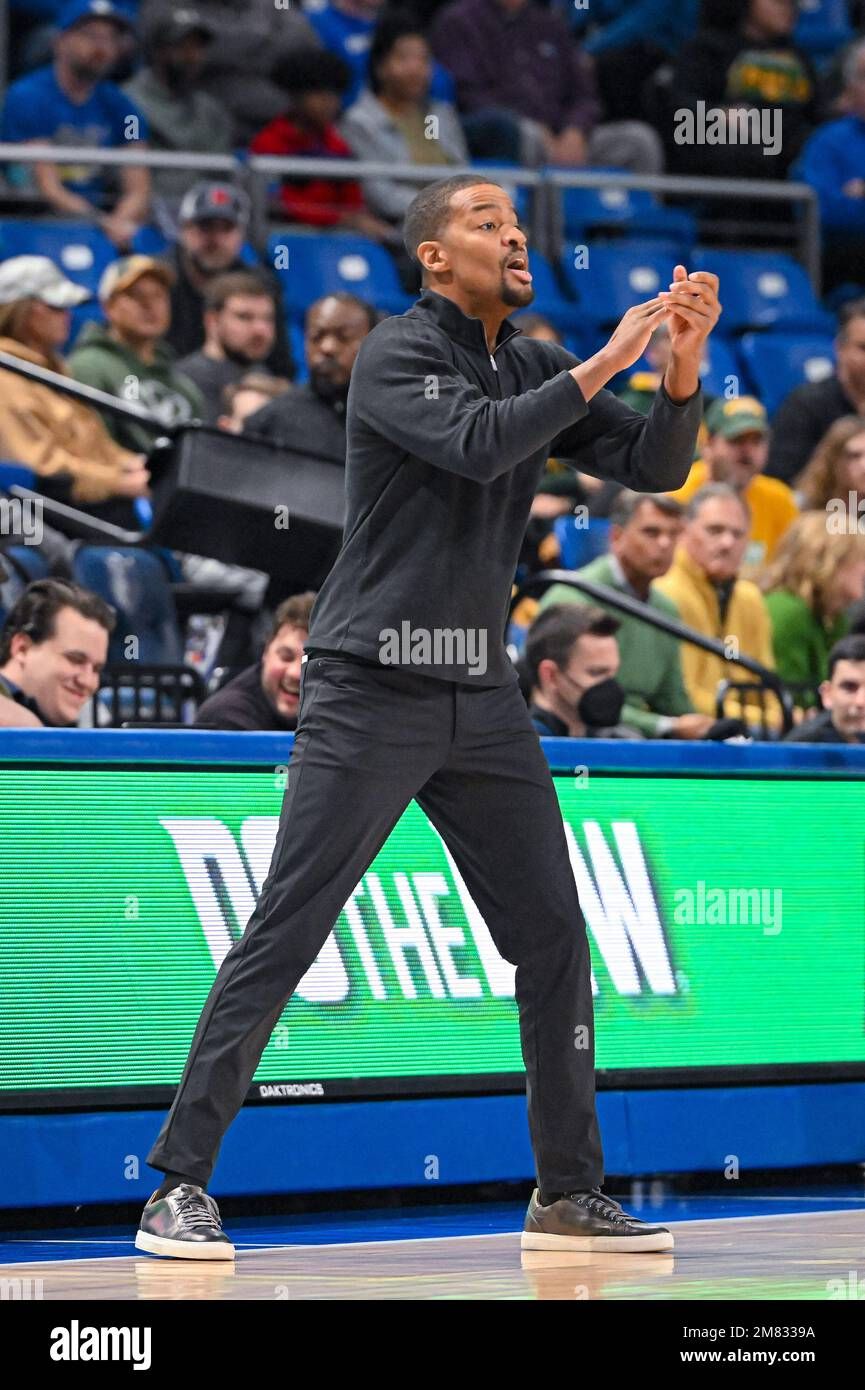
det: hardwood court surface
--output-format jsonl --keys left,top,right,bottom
{"left": 1, "top": 1207, "right": 863, "bottom": 1300}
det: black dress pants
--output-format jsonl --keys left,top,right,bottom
{"left": 146, "top": 654, "right": 604, "bottom": 1192}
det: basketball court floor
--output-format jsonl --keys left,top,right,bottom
{"left": 1, "top": 1186, "right": 863, "bottom": 1300}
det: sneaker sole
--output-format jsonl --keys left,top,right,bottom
{"left": 135, "top": 1230, "right": 236, "bottom": 1260}
{"left": 520, "top": 1229, "right": 674, "bottom": 1253}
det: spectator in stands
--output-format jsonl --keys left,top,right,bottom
{"left": 177, "top": 271, "right": 278, "bottom": 424}
{"left": 523, "top": 604, "right": 636, "bottom": 739}
{"left": 68, "top": 255, "right": 204, "bottom": 455}
{"left": 0, "top": 255, "right": 150, "bottom": 516}
{"left": 218, "top": 373, "right": 292, "bottom": 434}
{"left": 308, "top": 0, "right": 454, "bottom": 110}
{"left": 760, "top": 510, "right": 865, "bottom": 701}
{"left": 0, "top": 577, "right": 114, "bottom": 728}
{"left": 655, "top": 483, "right": 778, "bottom": 724}
{"left": 138, "top": 0, "right": 322, "bottom": 145}
{"left": 194, "top": 591, "right": 316, "bottom": 731}
{"left": 559, "top": 0, "right": 700, "bottom": 123}
{"left": 0, "top": 0, "right": 150, "bottom": 250}
{"left": 797, "top": 415, "right": 865, "bottom": 513}
{"left": 666, "top": 0, "right": 818, "bottom": 179}
{"left": 797, "top": 37, "right": 865, "bottom": 293}
{"left": 430, "top": 0, "right": 664, "bottom": 172}
{"left": 122, "top": 7, "right": 234, "bottom": 224}
{"left": 339, "top": 13, "right": 468, "bottom": 228}
{"left": 539, "top": 491, "right": 716, "bottom": 739}
{"left": 784, "top": 634, "right": 865, "bottom": 743}
{"left": 244, "top": 292, "right": 376, "bottom": 459}
{"left": 162, "top": 181, "right": 294, "bottom": 379}
{"left": 250, "top": 48, "right": 394, "bottom": 241}
{"left": 768, "top": 300, "right": 865, "bottom": 485}
{"left": 668, "top": 395, "right": 798, "bottom": 566}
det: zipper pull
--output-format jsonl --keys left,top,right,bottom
{"left": 489, "top": 353, "right": 498, "bottom": 372}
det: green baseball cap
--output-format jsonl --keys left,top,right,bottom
{"left": 705, "top": 395, "right": 768, "bottom": 439}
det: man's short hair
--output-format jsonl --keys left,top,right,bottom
{"left": 403, "top": 175, "right": 491, "bottom": 266}
{"left": 524, "top": 603, "right": 619, "bottom": 686}
{"left": 266, "top": 591, "right": 316, "bottom": 646}
{"left": 609, "top": 489, "right": 684, "bottom": 529}
{"left": 204, "top": 271, "right": 275, "bottom": 313}
{"left": 0, "top": 579, "right": 115, "bottom": 665}
{"left": 686, "top": 481, "right": 751, "bottom": 522}
{"left": 306, "top": 292, "right": 379, "bottom": 334}
{"left": 827, "top": 633, "right": 865, "bottom": 679}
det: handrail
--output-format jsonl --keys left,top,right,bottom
{"left": 513, "top": 568, "right": 785, "bottom": 692}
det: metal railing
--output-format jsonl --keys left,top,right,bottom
{"left": 0, "top": 142, "right": 822, "bottom": 287}
{"left": 512, "top": 569, "right": 794, "bottom": 734}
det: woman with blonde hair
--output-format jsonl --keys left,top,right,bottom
{"left": 760, "top": 510, "right": 865, "bottom": 700}
{"left": 797, "top": 415, "right": 865, "bottom": 512}
{"left": 0, "top": 255, "right": 149, "bottom": 526}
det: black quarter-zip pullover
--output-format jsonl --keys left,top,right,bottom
{"left": 306, "top": 288, "right": 701, "bottom": 684}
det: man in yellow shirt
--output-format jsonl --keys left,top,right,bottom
{"left": 655, "top": 483, "right": 781, "bottom": 728}
{"left": 667, "top": 395, "right": 797, "bottom": 566}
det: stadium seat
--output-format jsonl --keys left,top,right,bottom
{"left": 794, "top": 0, "right": 852, "bottom": 60}
{"left": 289, "top": 319, "right": 308, "bottom": 383}
{"left": 559, "top": 240, "right": 685, "bottom": 330}
{"left": 560, "top": 180, "right": 696, "bottom": 251}
{"left": 0, "top": 220, "right": 114, "bottom": 296}
{"left": 71, "top": 546, "right": 184, "bottom": 664}
{"left": 0, "top": 463, "right": 36, "bottom": 492}
{"left": 691, "top": 249, "right": 833, "bottom": 333}
{"left": 267, "top": 232, "right": 413, "bottom": 320}
{"left": 519, "top": 250, "right": 583, "bottom": 333}
{"left": 2, "top": 545, "right": 50, "bottom": 583}
{"left": 738, "top": 332, "right": 836, "bottom": 417}
{"left": 553, "top": 516, "right": 611, "bottom": 570}
{"left": 698, "top": 336, "right": 748, "bottom": 401}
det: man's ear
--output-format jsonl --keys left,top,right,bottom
{"left": 417, "top": 239, "right": 448, "bottom": 279}
{"left": 818, "top": 678, "right": 832, "bottom": 708}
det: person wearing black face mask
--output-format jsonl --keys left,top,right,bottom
{"left": 524, "top": 603, "right": 639, "bottom": 739}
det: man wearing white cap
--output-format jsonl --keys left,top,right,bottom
{"left": 0, "top": 255, "right": 150, "bottom": 520}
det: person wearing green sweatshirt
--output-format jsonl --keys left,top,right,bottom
{"left": 68, "top": 254, "right": 204, "bottom": 456}
{"left": 538, "top": 489, "right": 715, "bottom": 738}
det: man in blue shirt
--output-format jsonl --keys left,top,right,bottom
{"left": 1, "top": 0, "right": 150, "bottom": 250}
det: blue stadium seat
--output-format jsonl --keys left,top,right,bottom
{"left": 3, "top": 545, "right": 50, "bottom": 582}
{"left": 738, "top": 332, "right": 836, "bottom": 417}
{"left": 71, "top": 546, "right": 183, "bottom": 664}
{"left": 699, "top": 336, "right": 748, "bottom": 400}
{"left": 794, "top": 0, "right": 852, "bottom": 59}
{"left": 267, "top": 232, "right": 412, "bottom": 320}
{"left": 691, "top": 248, "right": 833, "bottom": 333}
{"left": 0, "top": 463, "right": 36, "bottom": 491}
{"left": 560, "top": 180, "right": 696, "bottom": 251}
{"left": 289, "top": 320, "right": 308, "bottom": 384}
{"left": 553, "top": 516, "right": 611, "bottom": 571}
{"left": 519, "top": 250, "right": 583, "bottom": 333}
{"left": 559, "top": 240, "right": 684, "bottom": 330}
{"left": 0, "top": 220, "right": 114, "bottom": 297}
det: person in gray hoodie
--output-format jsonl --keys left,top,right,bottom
{"left": 339, "top": 12, "right": 469, "bottom": 227}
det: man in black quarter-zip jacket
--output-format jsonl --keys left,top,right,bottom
{"left": 137, "top": 174, "right": 720, "bottom": 1262}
